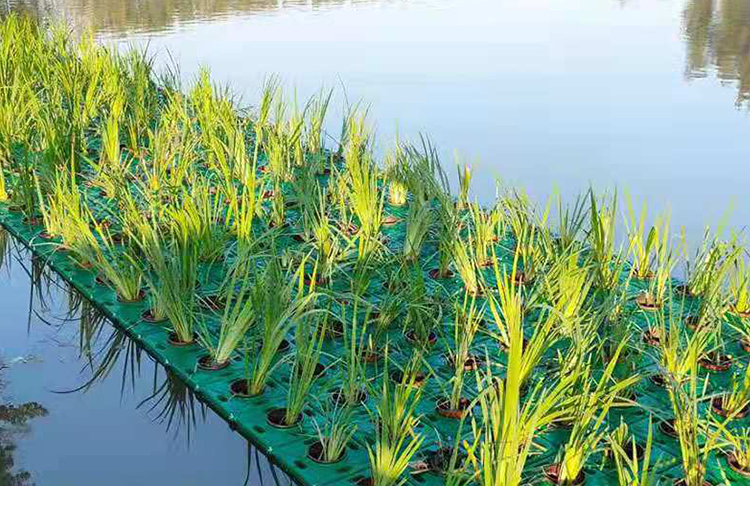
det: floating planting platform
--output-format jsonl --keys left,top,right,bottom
{"left": 3, "top": 198, "right": 750, "bottom": 486}
{"left": 3, "top": 14, "right": 750, "bottom": 486}
{"left": 0, "top": 206, "right": 370, "bottom": 486}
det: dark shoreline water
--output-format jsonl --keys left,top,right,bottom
{"left": 0, "top": 230, "right": 291, "bottom": 485}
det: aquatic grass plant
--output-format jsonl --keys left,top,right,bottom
{"left": 608, "top": 419, "right": 657, "bottom": 486}
{"left": 402, "top": 266, "right": 442, "bottom": 346}
{"left": 463, "top": 314, "right": 581, "bottom": 486}
{"left": 196, "top": 260, "right": 256, "bottom": 367}
{"left": 548, "top": 188, "right": 588, "bottom": 252}
{"left": 624, "top": 195, "right": 671, "bottom": 280}
{"left": 452, "top": 234, "right": 482, "bottom": 296}
{"left": 588, "top": 189, "right": 625, "bottom": 290}
{"left": 468, "top": 201, "right": 500, "bottom": 268}
{"left": 402, "top": 198, "right": 432, "bottom": 263}
{"left": 133, "top": 215, "right": 199, "bottom": 344}
{"left": 338, "top": 302, "right": 371, "bottom": 406}
{"left": 714, "top": 363, "right": 750, "bottom": 418}
{"left": 554, "top": 337, "right": 638, "bottom": 485}
{"left": 284, "top": 312, "right": 326, "bottom": 426}
{"left": 688, "top": 238, "right": 741, "bottom": 330}
{"left": 440, "top": 293, "right": 484, "bottom": 415}
{"left": 542, "top": 250, "right": 594, "bottom": 336}
{"left": 90, "top": 221, "right": 144, "bottom": 302}
{"left": 310, "top": 401, "right": 358, "bottom": 463}
{"left": 242, "top": 260, "right": 318, "bottom": 396}
{"left": 667, "top": 363, "right": 727, "bottom": 486}
{"left": 658, "top": 308, "right": 715, "bottom": 386}
{"left": 367, "top": 353, "right": 425, "bottom": 486}
{"left": 341, "top": 110, "right": 385, "bottom": 257}
{"left": 304, "top": 88, "right": 333, "bottom": 157}
{"left": 729, "top": 252, "right": 750, "bottom": 316}
{"left": 722, "top": 428, "right": 750, "bottom": 476}
{"left": 456, "top": 163, "right": 472, "bottom": 211}
{"left": 384, "top": 142, "right": 409, "bottom": 206}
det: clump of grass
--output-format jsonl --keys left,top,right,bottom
{"left": 284, "top": 312, "right": 326, "bottom": 426}
{"left": 367, "top": 353, "right": 425, "bottom": 486}
{"left": 624, "top": 195, "right": 670, "bottom": 280}
{"left": 729, "top": 252, "right": 750, "bottom": 316}
{"left": 402, "top": 198, "right": 432, "bottom": 263}
{"left": 608, "top": 419, "right": 657, "bottom": 486}
{"left": 242, "top": 260, "right": 318, "bottom": 396}
{"left": 311, "top": 402, "right": 358, "bottom": 464}
{"left": 133, "top": 215, "right": 199, "bottom": 344}
{"left": 587, "top": 189, "right": 625, "bottom": 290}
{"left": 196, "top": 259, "right": 256, "bottom": 367}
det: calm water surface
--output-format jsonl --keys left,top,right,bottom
{"left": 2, "top": 0, "right": 750, "bottom": 485}
{"left": 0, "top": 233, "right": 291, "bottom": 485}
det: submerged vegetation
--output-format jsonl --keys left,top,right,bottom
{"left": 2, "top": 14, "right": 750, "bottom": 486}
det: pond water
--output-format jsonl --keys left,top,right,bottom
{"left": 0, "top": 231, "right": 291, "bottom": 485}
{"left": 1, "top": 0, "right": 749, "bottom": 485}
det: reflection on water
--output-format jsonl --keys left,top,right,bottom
{"left": 0, "top": 230, "right": 290, "bottom": 485}
{"left": 0, "top": 401, "right": 48, "bottom": 485}
{"left": 683, "top": 0, "right": 750, "bottom": 107}
{"left": 5, "top": 0, "right": 750, "bottom": 111}
{"left": 3, "top": 0, "right": 376, "bottom": 36}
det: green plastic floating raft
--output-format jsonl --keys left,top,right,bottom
{"left": 3, "top": 200, "right": 750, "bottom": 486}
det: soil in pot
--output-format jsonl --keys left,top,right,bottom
{"left": 266, "top": 407, "right": 302, "bottom": 429}
{"left": 277, "top": 338, "right": 291, "bottom": 353}
{"left": 711, "top": 397, "right": 749, "bottom": 419}
{"left": 635, "top": 292, "right": 660, "bottom": 311}
{"left": 659, "top": 419, "right": 678, "bottom": 439}
{"left": 727, "top": 453, "right": 750, "bottom": 479}
{"left": 390, "top": 369, "right": 427, "bottom": 387}
{"left": 117, "top": 290, "right": 146, "bottom": 304}
{"left": 446, "top": 353, "right": 482, "bottom": 372}
{"left": 382, "top": 215, "right": 401, "bottom": 227}
{"left": 428, "top": 268, "right": 454, "bottom": 280}
{"left": 684, "top": 315, "right": 703, "bottom": 331}
{"left": 141, "top": 309, "right": 167, "bottom": 323}
{"left": 650, "top": 374, "right": 668, "bottom": 388}
{"left": 361, "top": 349, "right": 381, "bottom": 363}
{"left": 331, "top": 389, "right": 367, "bottom": 406}
{"left": 513, "top": 271, "right": 533, "bottom": 287}
{"left": 308, "top": 441, "right": 345, "bottom": 464}
{"left": 303, "top": 273, "right": 328, "bottom": 287}
{"left": 197, "top": 354, "right": 230, "bottom": 371}
{"left": 543, "top": 463, "right": 586, "bottom": 486}
{"left": 436, "top": 398, "right": 470, "bottom": 419}
{"left": 699, "top": 352, "right": 732, "bottom": 372}
{"left": 675, "top": 284, "right": 696, "bottom": 298}
{"left": 294, "top": 362, "right": 326, "bottom": 379}
{"left": 406, "top": 330, "right": 437, "bottom": 347}
{"left": 426, "top": 447, "right": 466, "bottom": 475}
{"left": 200, "top": 294, "right": 225, "bottom": 310}
{"left": 642, "top": 329, "right": 662, "bottom": 347}
{"left": 22, "top": 215, "right": 43, "bottom": 226}
{"left": 229, "top": 379, "right": 262, "bottom": 398}
{"left": 168, "top": 332, "right": 196, "bottom": 347}
{"left": 319, "top": 319, "right": 344, "bottom": 339}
